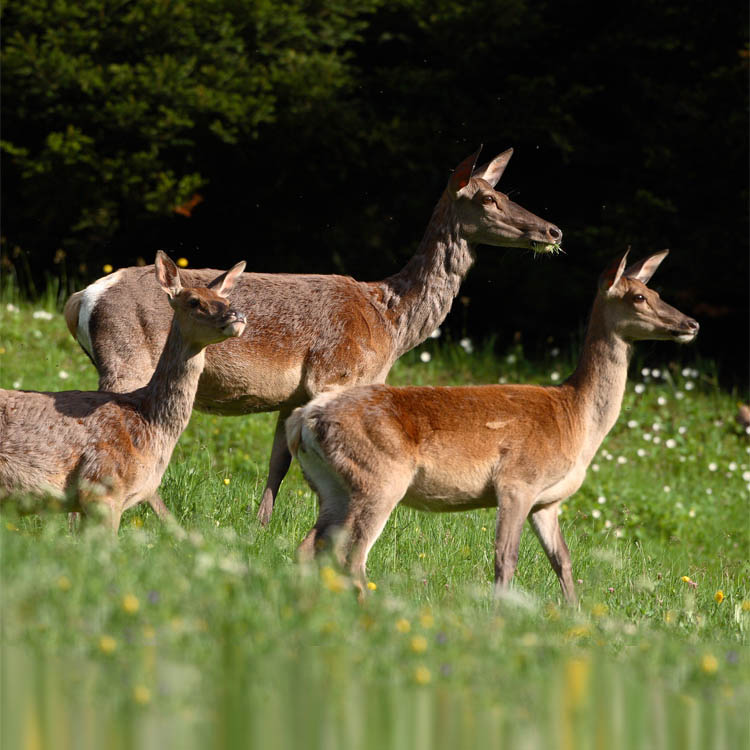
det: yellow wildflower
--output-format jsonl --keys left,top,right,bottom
{"left": 57, "top": 575, "right": 72, "bottom": 592}
{"left": 130, "top": 517, "right": 143, "bottom": 528}
{"left": 741, "top": 600, "right": 750, "bottom": 612}
{"left": 99, "top": 635, "right": 117, "bottom": 654}
{"left": 564, "top": 658, "right": 590, "bottom": 709}
{"left": 714, "top": 590, "right": 724, "bottom": 604}
{"left": 142, "top": 625, "right": 156, "bottom": 640}
{"left": 414, "top": 665, "right": 431, "bottom": 685}
{"left": 223, "top": 477, "right": 231, "bottom": 485}
{"left": 664, "top": 610, "right": 677, "bottom": 625}
{"left": 133, "top": 685, "right": 151, "bottom": 705}
{"left": 395, "top": 618, "right": 411, "bottom": 634}
{"left": 565, "top": 625, "right": 591, "bottom": 640}
{"left": 5, "top": 522, "right": 18, "bottom": 532}
{"left": 410, "top": 635, "right": 428, "bottom": 653}
{"left": 122, "top": 594, "right": 140, "bottom": 614}
{"left": 177, "top": 258, "right": 189, "bottom": 268}
{"left": 102, "top": 264, "right": 113, "bottom": 274}
{"left": 700, "top": 653, "right": 718, "bottom": 675}
{"left": 320, "top": 566, "right": 347, "bottom": 593}
{"left": 591, "top": 602, "right": 608, "bottom": 618}
{"left": 366, "top": 581, "right": 377, "bottom": 591}
{"left": 681, "top": 576, "right": 691, "bottom": 583}
{"left": 419, "top": 610, "right": 435, "bottom": 629}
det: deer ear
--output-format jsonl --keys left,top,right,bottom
{"left": 472, "top": 148, "right": 513, "bottom": 188}
{"left": 447, "top": 145, "right": 483, "bottom": 197}
{"left": 209, "top": 260, "right": 246, "bottom": 296}
{"left": 154, "top": 251, "right": 182, "bottom": 297}
{"left": 599, "top": 250, "right": 630, "bottom": 293}
{"left": 623, "top": 249, "right": 669, "bottom": 285}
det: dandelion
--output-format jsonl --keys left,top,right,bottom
{"left": 641, "top": 368, "right": 650, "bottom": 377}
{"left": 637, "top": 448, "right": 647, "bottom": 457}
{"left": 743, "top": 471, "right": 750, "bottom": 482}
{"left": 103, "top": 264, "right": 113, "bottom": 274}
{"left": 414, "top": 665, "right": 432, "bottom": 685}
{"left": 657, "top": 396, "right": 667, "bottom": 406}
{"left": 653, "top": 436, "right": 661, "bottom": 444}
{"left": 681, "top": 576, "right": 698, "bottom": 588}
{"left": 708, "top": 462, "right": 717, "bottom": 472}
{"left": 604, "top": 520, "right": 612, "bottom": 529}
{"left": 652, "top": 423, "right": 661, "bottom": 432}
{"left": 617, "top": 456, "right": 627, "bottom": 465}
{"left": 685, "top": 381, "right": 695, "bottom": 391}
{"left": 121, "top": 593, "right": 140, "bottom": 614}
{"left": 429, "top": 327, "right": 441, "bottom": 339}
{"left": 6, "top": 303, "right": 19, "bottom": 313}
{"left": 664, "top": 610, "right": 676, "bottom": 625}
{"left": 133, "top": 685, "right": 151, "bottom": 705}
{"left": 688, "top": 509, "right": 696, "bottom": 518}
{"left": 666, "top": 439, "right": 676, "bottom": 449}
{"left": 419, "top": 351, "right": 431, "bottom": 363}
{"left": 498, "top": 376, "right": 507, "bottom": 384}
{"left": 5, "top": 522, "right": 18, "bottom": 532}
{"left": 418, "top": 552, "right": 426, "bottom": 559}
{"left": 550, "top": 347, "right": 560, "bottom": 357}
{"left": 395, "top": 618, "right": 411, "bottom": 634}
{"left": 741, "top": 601, "right": 750, "bottom": 612}
{"left": 643, "top": 433, "right": 652, "bottom": 441}
{"left": 700, "top": 654, "right": 718, "bottom": 675}
{"left": 506, "top": 354, "right": 517, "bottom": 364}
{"left": 550, "top": 372, "right": 560, "bottom": 382}
{"left": 675, "top": 391, "right": 684, "bottom": 400}
{"left": 651, "top": 369, "right": 661, "bottom": 378}
{"left": 663, "top": 486, "right": 671, "bottom": 493}
{"left": 627, "top": 420, "right": 638, "bottom": 428}
{"left": 714, "top": 590, "right": 724, "bottom": 604}
{"left": 410, "top": 635, "right": 428, "bottom": 653}
{"left": 728, "top": 462, "right": 737, "bottom": 472}
{"left": 614, "top": 529, "right": 623, "bottom": 539}
{"left": 591, "top": 509, "right": 601, "bottom": 519}
{"left": 177, "top": 258, "right": 189, "bottom": 268}
{"left": 597, "top": 495, "right": 606, "bottom": 504}
{"left": 678, "top": 426, "right": 687, "bottom": 435}
{"left": 591, "top": 603, "right": 608, "bottom": 618}
{"left": 634, "top": 384, "right": 645, "bottom": 394}
{"left": 32, "top": 310, "right": 53, "bottom": 320}
{"left": 320, "top": 566, "right": 347, "bottom": 593}
{"left": 58, "top": 370, "right": 69, "bottom": 380}
{"left": 366, "top": 581, "right": 377, "bottom": 591}
{"left": 706, "top": 488, "right": 712, "bottom": 495}
{"left": 57, "top": 575, "right": 72, "bottom": 591}
{"left": 591, "top": 463, "right": 599, "bottom": 472}
{"left": 98, "top": 635, "right": 117, "bottom": 654}
{"left": 223, "top": 477, "right": 231, "bottom": 485}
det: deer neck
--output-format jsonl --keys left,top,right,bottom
{"left": 565, "top": 298, "right": 632, "bottom": 464}
{"left": 140, "top": 319, "right": 205, "bottom": 440}
{"left": 381, "top": 194, "right": 474, "bottom": 356}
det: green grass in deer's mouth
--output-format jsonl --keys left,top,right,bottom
{"left": 531, "top": 241, "right": 562, "bottom": 255}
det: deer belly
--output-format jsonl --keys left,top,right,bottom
{"left": 533, "top": 464, "right": 587, "bottom": 507}
{"left": 402, "top": 463, "right": 496, "bottom": 512}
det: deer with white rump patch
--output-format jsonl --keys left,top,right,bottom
{"left": 64, "top": 148, "right": 562, "bottom": 526}
{"left": 286, "top": 250, "right": 698, "bottom": 602}
{"left": 0, "top": 252, "right": 246, "bottom": 531}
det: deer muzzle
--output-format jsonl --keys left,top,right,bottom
{"left": 222, "top": 310, "right": 247, "bottom": 338}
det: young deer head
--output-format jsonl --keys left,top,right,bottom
{"left": 598, "top": 250, "right": 699, "bottom": 343}
{"left": 154, "top": 250, "right": 248, "bottom": 348}
{"left": 448, "top": 147, "right": 562, "bottom": 252}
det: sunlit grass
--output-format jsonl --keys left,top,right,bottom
{"left": 0, "top": 288, "right": 748, "bottom": 748}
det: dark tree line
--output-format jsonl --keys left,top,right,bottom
{"left": 2, "top": 0, "right": 747, "bottom": 381}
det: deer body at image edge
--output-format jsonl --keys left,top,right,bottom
{"left": 286, "top": 250, "right": 699, "bottom": 602}
{"left": 64, "top": 148, "right": 562, "bottom": 525}
{"left": 0, "top": 253, "right": 246, "bottom": 531}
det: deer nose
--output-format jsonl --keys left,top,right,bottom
{"left": 547, "top": 225, "right": 562, "bottom": 241}
{"left": 686, "top": 318, "right": 699, "bottom": 332}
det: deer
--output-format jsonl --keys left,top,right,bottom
{"left": 285, "top": 250, "right": 699, "bottom": 603}
{"left": 0, "top": 252, "right": 246, "bottom": 531}
{"left": 63, "top": 147, "right": 563, "bottom": 526}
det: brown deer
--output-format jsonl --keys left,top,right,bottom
{"left": 286, "top": 250, "right": 699, "bottom": 602}
{"left": 0, "top": 252, "right": 246, "bottom": 531}
{"left": 64, "top": 148, "right": 562, "bottom": 526}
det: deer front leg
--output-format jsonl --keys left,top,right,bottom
{"left": 493, "top": 487, "right": 532, "bottom": 596}
{"left": 528, "top": 503, "right": 577, "bottom": 605}
{"left": 147, "top": 492, "right": 175, "bottom": 523}
{"left": 256, "top": 407, "right": 293, "bottom": 525}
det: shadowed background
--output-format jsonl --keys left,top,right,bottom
{"left": 1, "top": 0, "right": 747, "bottom": 382}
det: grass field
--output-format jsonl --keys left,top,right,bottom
{"left": 1, "top": 283, "right": 748, "bottom": 749}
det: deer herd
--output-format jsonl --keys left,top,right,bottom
{"left": 0, "top": 148, "right": 698, "bottom": 604}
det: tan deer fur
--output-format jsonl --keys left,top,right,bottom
{"left": 286, "top": 251, "right": 699, "bottom": 602}
{"left": 63, "top": 148, "right": 562, "bottom": 525}
{"left": 0, "top": 253, "right": 246, "bottom": 531}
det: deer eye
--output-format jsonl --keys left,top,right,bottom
{"left": 633, "top": 294, "right": 646, "bottom": 303}
{"left": 482, "top": 195, "right": 495, "bottom": 206}
{"left": 188, "top": 297, "right": 200, "bottom": 308}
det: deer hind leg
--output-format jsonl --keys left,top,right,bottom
{"left": 147, "top": 492, "right": 175, "bottom": 523}
{"left": 493, "top": 485, "right": 534, "bottom": 596}
{"left": 528, "top": 503, "right": 577, "bottom": 605}
{"left": 256, "top": 407, "right": 293, "bottom": 526}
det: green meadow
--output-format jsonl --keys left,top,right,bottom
{"left": 1, "top": 284, "right": 748, "bottom": 749}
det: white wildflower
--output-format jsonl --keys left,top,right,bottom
{"left": 591, "top": 509, "right": 601, "bottom": 519}
{"left": 591, "top": 463, "right": 600, "bottom": 472}
{"left": 604, "top": 520, "right": 612, "bottom": 529}
{"left": 665, "top": 439, "right": 676, "bottom": 449}
{"left": 653, "top": 436, "right": 661, "bottom": 444}
{"left": 681, "top": 367, "right": 691, "bottom": 377}
{"left": 643, "top": 433, "right": 652, "bottom": 442}
{"left": 429, "top": 327, "right": 441, "bottom": 339}
{"left": 657, "top": 396, "right": 667, "bottom": 406}
{"left": 58, "top": 370, "right": 69, "bottom": 380}
{"left": 651, "top": 369, "right": 661, "bottom": 378}
{"left": 459, "top": 337, "right": 473, "bottom": 353}
{"left": 12, "top": 380, "right": 21, "bottom": 389}
{"left": 742, "top": 471, "right": 750, "bottom": 482}
{"left": 5, "top": 303, "right": 19, "bottom": 313}
{"left": 708, "top": 462, "right": 717, "bottom": 472}
{"left": 678, "top": 426, "right": 687, "bottom": 435}
{"left": 641, "top": 368, "right": 650, "bottom": 377}
{"left": 419, "top": 351, "right": 431, "bottom": 363}
{"left": 614, "top": 529, "right": 624, "bottom": 539}
{"left": 652, "top": 423, "right": 661, "bottom": 432}
{"left": 597, "top": 495, "right": 606, "bottom": 504}
{"left": 675, "top": 391, "right": 684, "bottom": 400}
{"left": 627, "top": 420, "right": 638, "bottom": 428}
{"left": 685, "top": 381, "right": 695, "bottom": 391}
{"left": 706, "top": 488, "right": 712, "bottom": 495}
{"left": 550, "top": 372, "right": 560, "bottom": 382}
{"left": 550, "top": 347, "right": 560, "bottom": 357}
{"left": 498, "top": 376, "right": 507, "bottom": 384}
{"left": 634, "top": 384, "right": 645, "bottom": 394}
{"left": 505, "top": 353, "right": 516, "bottom": 364}
{"left": 688, "top": 509, "right": 696, "bottom": 518}
{"left": 32, "top": 310, "right": 53, "bottom": 320}
{"left": 728, "top": 462, "right": 737, "bottom": 472}
{"left": 637, "top": 448, "right": 647, "bottom": 457}
{"left": 663, "top": 486, "right": 671, "bottom": 493}
{"left": 617, "top": 456, "right": 627, "bottom": 465}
